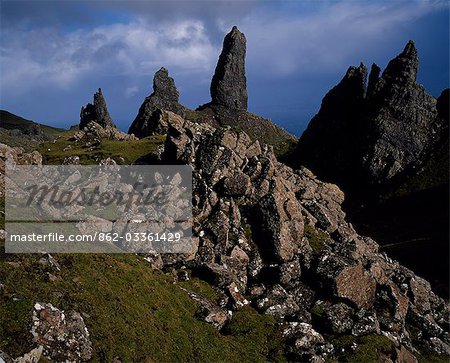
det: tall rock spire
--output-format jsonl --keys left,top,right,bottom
{"left": 210, "top": 26, "right": 248, "bottom": 111}
{"left": 80, "top": 88, "right": 115, "bottom": 129}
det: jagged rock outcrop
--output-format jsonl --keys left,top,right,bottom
{"left": 80, "top": 88, "right": 115, "bottom": 129}
{"left": 128, "top": 67, "right": 187, "bottom": 137}
{"left": 74, "top": 119, "right": 136, "bottom": 144}
{"left": 210, "top": 26, "right": 248, "bottom": 111}
{"left": 294, "top": 63, "right": 369, "bottom": 189}
{"left": 78, "top": 89, "right": 134, "bottom": 141}
{"left": 295, "top": 40, "right": 448, "bottom": 191}
{"left": 294, "top": 41, "right": 449, "bottom": 295}
{"left": 362, "top": 41, "right": 442, "bottom": 182}
{"left": 152, "top": 115, "right": 449, "bottom": 361}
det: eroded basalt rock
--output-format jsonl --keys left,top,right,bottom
{"left": 210, "top": 26, "right": 247, "bottom": 111}
{"left": 296, "top": 41, "right": 447, "bottom": 189}
{"left": 154, "top": 114, "right": 449, "bottom": 361}
{"left": 128, "top": 68, "right": 187, "bottom": 137}
{"left": 80, "top": 88, "right": 115, "bottom": 129}
{"left": 335, "top": 264, "right": 377, "bottom": 309}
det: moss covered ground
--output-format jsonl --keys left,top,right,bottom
{"left": 0, "top": 253, "right": 286, "bottom": 362}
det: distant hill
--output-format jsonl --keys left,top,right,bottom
{"left": 0, "top": 110, "right": 66, "bottom": 151}
{"left": 0, "top": 110, "right": 66, "bottom": 135}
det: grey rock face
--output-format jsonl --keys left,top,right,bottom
{"left": 363, "top": 41, "right": 441, "bottom": 181}
{"left": 210, "top": 26, "right": 248, "bottom": 111}
{"left": 80, "top": 88, "right": 115, "bottom": 129}
{"left": 324, "top": 303, "right": 354, "bottom": 334}
{"left": 128, "top": 67, "right": 186, "bottom": 137}
{"left": 296, "top": 41, "right": 447, "bottom": 192}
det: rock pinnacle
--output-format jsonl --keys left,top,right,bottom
{"left": 79, "top": 88, "right": 115, "bottom": 129}
{"left": 210, "top": 26, "right": 248, "bottom": 111}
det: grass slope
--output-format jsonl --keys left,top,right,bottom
{"left": 38, "top": 131, "right": 165, "bottom": 165}
{"left": 0, "top": 253, "right": 283, "bottom": 362}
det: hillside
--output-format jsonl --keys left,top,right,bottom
{"left": 1, "top": 113, "right": 449, "bottom": 361}
{"left": 0, "top": 110, "right": 66, "bottom": 151}
{"left": 0, "top": 110, "right": 65, "bottom": 135}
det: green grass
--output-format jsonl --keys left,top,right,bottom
{"left": 38, "top": 131, "right": 165, "bottom": 165}
{"left": 310, "top": 303, "right": 325, "bottom": 318}
{"left": 223, "top": 307, "right": 285, "bottom": 362}
{"left": 303, "top": 224, "right": 329, "bottom": 254}
{"left": 179, "top": 276, "right": 221, "bottom": 302}
{"left": 0, "top": 254, "right": 288, "bottom": 362}
{"left": 330, "top": 334, "right": 395, "bottom": 362}
{"left": 0, "top": 192, "right": 283, "bottom": 361}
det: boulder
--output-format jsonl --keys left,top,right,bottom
{"left": 256, "top": 178, "right": 304, "bottom": 262}
{"left": 335, "top": 264, "right": 377, "bottom": 309}
{"left": 31, "top": 303, "right": 93, "bottom": 362}
{"left": 324, "top": 303, "right": 354, "bottom": 334}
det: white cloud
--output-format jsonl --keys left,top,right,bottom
{"left": 125, "top": 86, "right": 139, "bottom": 98}
{"left": 1, "top": 1, "right": 445, "bottom": 96}
{"left": 0, "top": 19, "right": 218, "bottom": 94}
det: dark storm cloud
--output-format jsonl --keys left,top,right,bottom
{"left": 1, "top": 0, "right": 257, "bottom": 37}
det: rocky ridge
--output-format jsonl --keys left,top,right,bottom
{"left": 293, "top": 41, "right": 449, "bottom": 295}
{"left": 78, "top": 89, "right": 135, "bottom": 142}
{"left": 80, "top": 88, "right": 115, "bottom": 130}
{"left": 125, "top": 26, "right": 296, "bottom": 155}
{"left": 152, "top": 114, "right": 449, "bottom": 361}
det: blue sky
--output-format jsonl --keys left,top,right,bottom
{"left": 1, "top": 0, "right": 448, "bottom": 136}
